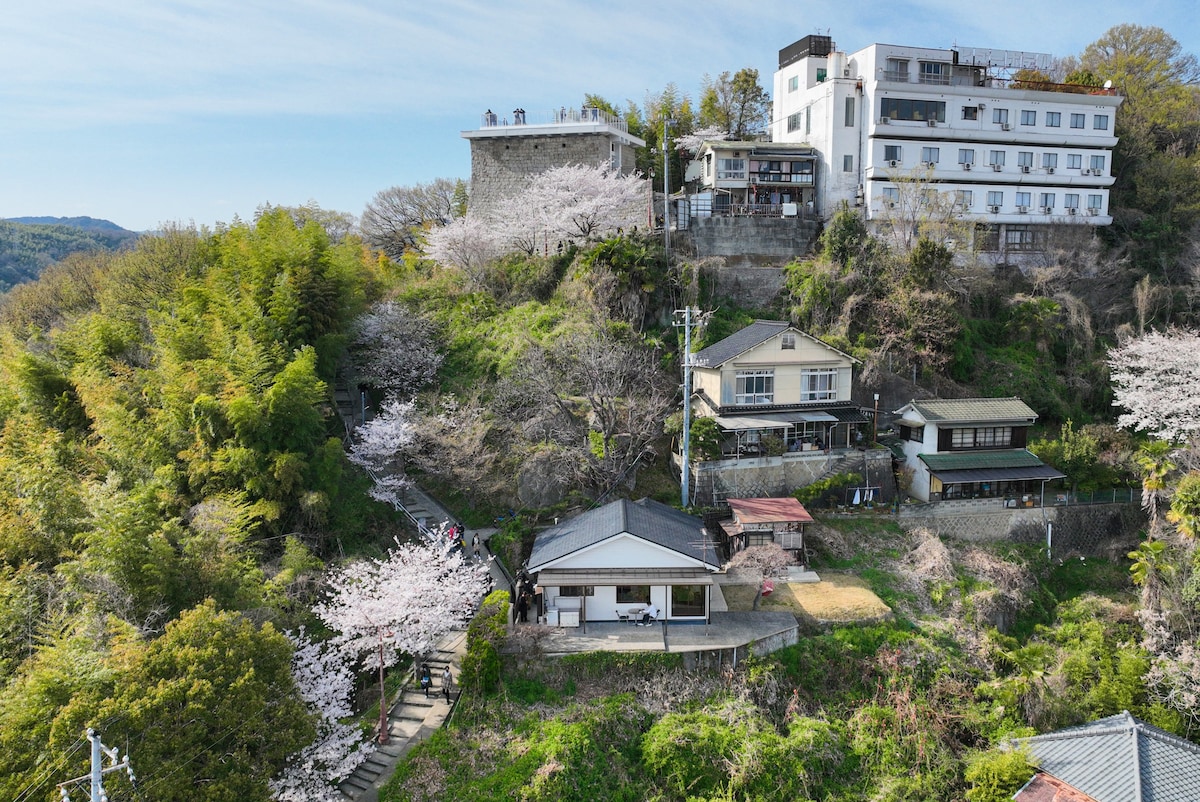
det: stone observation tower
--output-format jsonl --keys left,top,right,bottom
{"left": 461, "top": 105, "right": 645, "bottom": 215}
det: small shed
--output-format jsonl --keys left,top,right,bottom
{"left": 722, "top": 497, "right": 814, "bottom": 562}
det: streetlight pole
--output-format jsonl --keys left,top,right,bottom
{"left": 873, "top": 392, "right": 880, "bottom": 444}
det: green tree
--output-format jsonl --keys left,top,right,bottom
{"left": 1166, "top": 472, "right": 1200, "bottom": 539}
{"left": 699, "top": 68, "right": 771, "bottom": 138}
{"left": 964, "top": 748, "right": 1037, "bottom": 802}
{"left": 82, "top": 601, "right": 314, "bottom": 802}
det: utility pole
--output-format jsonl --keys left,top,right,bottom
{"left": 57, "top": 728, "right": 136, "bottom": 801}
{"left": 673, "top": 307, "right": 696, "bottom": 508}
{"left": 662, "top": 118, "right": 673, "bottom": 260}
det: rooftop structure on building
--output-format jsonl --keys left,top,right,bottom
{"left": 771, "top": 35, "right": 1122, "bottom": 261}
{"left": 461, "top": 105, "right": 645, "bottom": 215}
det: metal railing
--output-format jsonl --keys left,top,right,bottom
{"left": 478, "top": 106, "right": 631, "bottom": 132}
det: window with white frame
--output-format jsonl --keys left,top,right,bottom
{"left": 1070, "top": 113, "right": 1085, "bottom": 128}
{"left": 735, "top": 370, "right": 774, "bottom": 404}
{"left": 920, "top": 146, "right": 940, "bottom": 165}
{"left": 884, "top": 145, "right": 902, "bottom": 163}
{"left": 787, "top": 112, "right": 802, "bottom": 133}
{"left": 958, "top": 148, "right": 975, "bottom": 165}
{"left": 1042, "top": 153, "right": 1058, "bottom": 169}
{"left": 951, "top": 426, "right": 1012, "bottom": 448}
{"left": 718, "top": 158, "right": 746, "bottom": 179}
{"left": 1088, "top": 194, "right": 1103, "bottom": 211}
{"left": 1016, "top": 191, "right": 1031, "bottom": 208}
{"left": 1094, "top": 114, "right": 1109, "bottom": 130}
{"left": 882, "top": 186, "right": 900, "bottom": 206}
{"left": 843, "top": 154, "right": 854, "bottom": 172}
{"left": 1090, "top": 154, "right": 1105, "bottom": 172}
{"left": 989, "top": 150, "right": 1006, "bottom": 166}
{"left": 788, "top": 75, "right": 799, "bottom": 92}
{"left": 1046, "top": 111, "right": 1061, "bottom": 127}
{"left": 955, "top": 189, "right": 973, "bottom": 210}
{"left": 845, "top": 96, "right": 855, "bottom": 126}
{"left": 1021, "top": 109, "right": 1036, "bottom": 125}
{"left": 1064, "top": 193, "right": 1080, "bottom": 209}
{"left": 987, "top": 190, "right": 1003, "bottom": 207}
{"left": 1018, "top": 151, "right": 1034, "bottom": 168}
{"left": 800, "top": 368, "right": 838, "bottom": 401}
{"left": 781, "top": 333, "right": 796, "bottom": 350}
{"left": 918, "top": 61, "right": 949, "bottom": 84}
{"left": 992, "top": 108, "right": 1009, "bottom": 125}
{"left": 1040, "top": 192, "right": 1055, "bottom": 209}
{"left": 1068, "top": 153, "right": 1082, "bottom": 169}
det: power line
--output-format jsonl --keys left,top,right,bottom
{"left": 55, "top": 728, "right": 136, "bottom": 802}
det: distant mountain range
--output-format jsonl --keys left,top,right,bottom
{"left": 0, "top": 216, "right": 141, "bottom": 292}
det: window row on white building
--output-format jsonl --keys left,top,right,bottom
{"left": 875, "top": 144, "right": 1109, "bottom": 175}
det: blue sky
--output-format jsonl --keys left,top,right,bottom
{"left": 2, "top": 0, "right": 1197, "bottom": 232}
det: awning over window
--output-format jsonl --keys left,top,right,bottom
{"left": 536, "top": 568, "right": 715, "bottom": 587}
{"left": 920, "top": 449, "right": 1065, "bottom": 484}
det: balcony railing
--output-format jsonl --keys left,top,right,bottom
{"left": 882, "top": 70, "right": 909, "bottom": 83}
{"left": 478, "top": 106, "right": 630, "bottom": 133}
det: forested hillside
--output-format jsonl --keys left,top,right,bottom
{"left": 0, "top": 218, "right": 140, "bottom": 291}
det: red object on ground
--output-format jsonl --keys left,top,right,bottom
{"left": 761, "top": 579, "right": 775, "bottom": 596}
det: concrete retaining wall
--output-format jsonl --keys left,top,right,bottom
{"left": 898, "top": 500, "right": 1145, "bottom": 558}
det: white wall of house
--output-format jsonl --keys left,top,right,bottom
{"left": 772, "top": 39, "right": 1122, "bottom": 227}
{"left": 541, "top": 584, "right": 706, "bottom": 622}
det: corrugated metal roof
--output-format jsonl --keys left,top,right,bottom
{"left": 526, "top": 498, "right": 720, "bottom": 573}
{"left": 921, "top": 449, "right": 1048, "bottom": 471}
{"left": 1020, "top": 711, "right": 1200, "bottom": 802}
{"left": 901, "top": 397, "right": 1038, "bottom": 423}
{"left": 728, "top": 497, "right": 814, "bottom": 524}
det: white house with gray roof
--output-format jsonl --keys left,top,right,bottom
{"left": 893, "top": 396, "right": 1064, "bottom": 503}
{"left": 526, "top": 498, "right": 721, "bottom": 626}
{"left": 1014, "top": 710, "right": 1200, "bottom": 802}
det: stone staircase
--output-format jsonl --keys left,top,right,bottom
{"left": 337, "top": 632, "right": 468, "bottom": 800}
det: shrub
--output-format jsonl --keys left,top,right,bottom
{"left": 460, "top": 589, "right": 509, "bottom": 692}
{"left": 964, "top": 747, "right": 1037, "bottom": 802}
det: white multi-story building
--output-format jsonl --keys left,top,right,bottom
{"left": 771, "top": 35, "right": 1122, "bottom": 257}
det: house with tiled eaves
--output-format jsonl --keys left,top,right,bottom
{"left": 893, "top": 397, "right": 1064, "bottom": 503}
{"left": 1013, "top": 711, "right": 1200, "bottom": 802}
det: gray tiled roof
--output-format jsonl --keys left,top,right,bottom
{"left": 1019, "top": 711, "right": 1200, "bottom": 802}
{"left": 526, "top": 498, "right": 720, "bottom": 572}
{"left": 693, "top": 320, "right": 790, "bottom": 367}
{"left": 692, "top": 320, "right": 856, "bottom": 368}
{"left": 904, "top": 397, "right": 1038, "bottom": 423}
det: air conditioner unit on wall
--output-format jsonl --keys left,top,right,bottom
{"left": 1047, "top": 167, "right": 1055, "bottom": 174}
{"left": 1041, "top": 206, "right": 1052, "bottom": 214}
{"left": 992, "top": 164, "right": 1002, "bottom": 171}
{"left": 977, "top": 102, "right": 986, "bottom": 110}
{"left": 1017, "top": 205, "right": 1028, "bottom": 213}
{"left": 1001, "top": 123, "right": 1012, "bottom": 131}
{"left": 962, "top": 162, "right": 972, "bottom": 170}
{"left": 878, "top": 117, "right": 890, "bottom": 124}
{"left": 1020, "top": 165, "right": 1031, "bottom": 173}
{"left": 888, "top": 159, "right": 899, "bottom": 167}
{"left": 923, "top": 161, "right": 937, "bottom": 168}
{"left": 927, "top": 119, "right": 938, "bottom": 127}
{"left": 1087, "top": 207, "right": 1100, "bottom": 215}
{"left": 1068, "top": 207, "right": 1078, "bottom": 215}
{"left": 989, "top": 205, "right": 1000, "bottom": 213}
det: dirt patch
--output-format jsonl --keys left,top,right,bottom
{"left": 720, "top": 572, "right": 892, "bottom": 624}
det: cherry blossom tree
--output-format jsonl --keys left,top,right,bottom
{"left": 422, "top": 214, "right": 504, "bottom": 285}
{"left": 272, "top": 630, "right": 374, "bottom": 801}
{"left": 525, "top": 163, "right": 648, "bottom": 242}
{"left": 1108, "top": 328, "right": 1200, "bottom": 443}
{"left": 347, "top": 398, "right": 416, "bottom": 509}
{"left": 673, "top": 125, "right": 729, "bottom": 157}
{"left": 350, "top": 302, "right": 443, "bottom": 398}
{"left": 313, "top": 541, "right": 490, "bottom": 744}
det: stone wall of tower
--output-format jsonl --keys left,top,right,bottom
{"left": 468, "top": 133, "right": 638, "bottom": 215}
